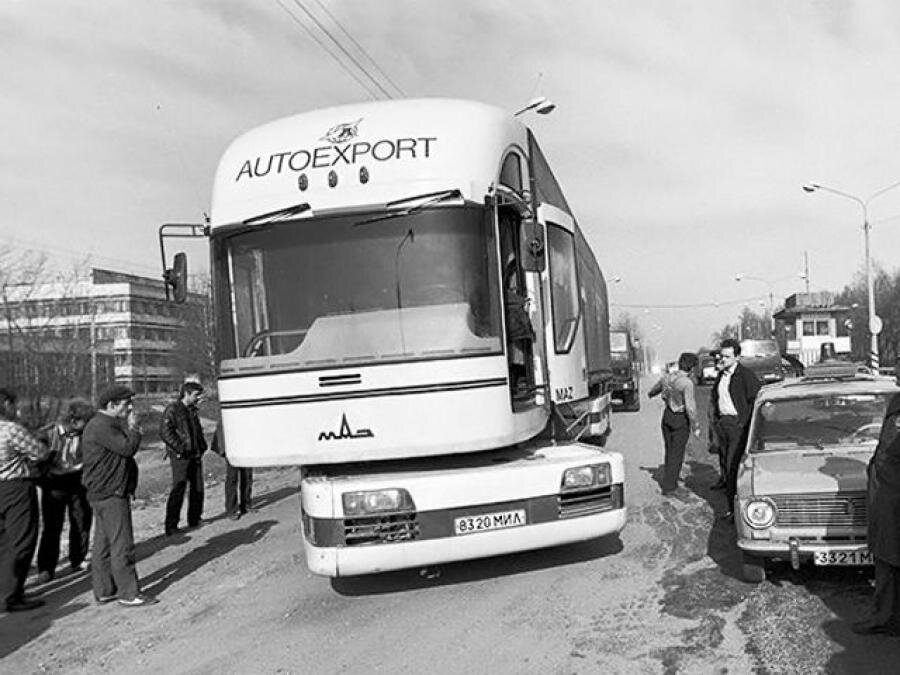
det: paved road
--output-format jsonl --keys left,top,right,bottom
{"left": 3, "top": 376, "right": 900, "bottom": 673}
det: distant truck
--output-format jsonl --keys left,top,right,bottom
{"left": 610, "top": 331, "right": 640, "bottom": 411}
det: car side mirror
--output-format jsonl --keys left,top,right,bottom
{"left": 164, "top": 252, "right": 188, "bottom": 303}
{"left": 519, "top": 218, "right": 545, "bottom": 272}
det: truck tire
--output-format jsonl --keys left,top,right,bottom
{"left": 741, "top": 552, "right": 766, "bottom": 583}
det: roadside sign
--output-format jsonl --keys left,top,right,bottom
{"left": 869, "top": 315, "right": 883, "bottom": 335}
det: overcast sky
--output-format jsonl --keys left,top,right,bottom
{"left": 4, "top": 0, "right": 900, "bottom": 358}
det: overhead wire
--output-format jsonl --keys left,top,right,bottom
{"left": 611, "top": 294, "right": 771, "bottom": 310}
{"left": 310, "top": 0, "right": 406, "bottom": 98}
{"left": 274, "top": 0, "right": 381, "bottom": 100}
{"left": 286, "top": 0, "right": 394, "bottom": 100}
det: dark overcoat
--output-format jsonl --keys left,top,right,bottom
{"left": 867, "top": 392, "right": 900, "bottom": 566}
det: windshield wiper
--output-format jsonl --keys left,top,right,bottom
{"left": 355, "top": 190, "right": 462, "bottom": 226}
{"left": 765, "top": 435, "right": 825, "bottom": 450}
{"left": 243, "top": 202, "right": 311, "bottom": 225}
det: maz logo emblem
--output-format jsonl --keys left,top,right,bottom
{"left": 321, "top": 118, "right": 363, "bottom": 144}
{"left": 318, "top": 413, "right": 373, "bottom": 441}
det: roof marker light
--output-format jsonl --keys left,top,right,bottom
{"left": 359, "top": 166, "right": 369, "bottom": 184}
{"left": 328, "top": 170, "right": 338, "bottom": 188}
{"left": 298, "top": 174, "right": 308, "bottom": 191}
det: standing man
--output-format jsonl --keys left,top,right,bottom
{"left": 648, "top": 352, "right": 700, "bottom": 496}
{"left": 854, "top": 372, "right": 900, "bottom": 636}
{"left": 710, "top": 338, "right": 761, "bottom": 520}
{"left": 161, "top": 381, "right": 207, "bottom": 536}
{"left": 36, "top": 399, "right": 95, "bottom": 583}
{"left": 82, "top": 385, "right": 156, "bottom": 606}
{"left": 0, "top": 388, "right": 50, "bottom": 612}
{"left": 211, "top": 425, "right": 253, "bottom": 520}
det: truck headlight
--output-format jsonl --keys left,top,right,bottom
{"left": 743, "top": 498, "right": 776, "bottom": 529}
{"left": 342, "top": 488, "right": 414, "bottom": 516}
{"left": 561, "top": 463, "right": 612, "bottom": 491}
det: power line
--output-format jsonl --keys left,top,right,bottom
{"left": 274, "top": 0, "right": 381, "bottom": 100}
{"left": 611, "top": 294, "right": 770, "bottom": 310}
{"left": 311, "top": 0, "right": 405, "bottom": 98}
{"left": 286, "top": 0, "right": 394, "bottom": 100}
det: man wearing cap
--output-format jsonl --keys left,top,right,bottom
{"left": 0, "top": 388, "right": 50, "bottom": 612}
{"left": 82, "top": 384, "right": 156, "bottom": 607}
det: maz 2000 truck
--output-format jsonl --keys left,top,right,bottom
{"left": 160, "top": 99, "right": 626, "bottom": 577}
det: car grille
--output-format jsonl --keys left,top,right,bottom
{"left": 772, "top": 492, "right": 867, "bottom": 528}
{"left": 558, "top": 484, "right": 623, "bottom": 519}
{"left": 343, "top": 513, "right": 419, "bottom": 546}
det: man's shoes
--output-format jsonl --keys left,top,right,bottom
{"left": 165, "top": 526, "right": 180, "bottom": 536}
{"left": 118, "top": 594, "right": 159, "bottom": 607}
{"left": 187, "top": 520, "right": 205, "bottom": 530}
{"left": 37, "top": 570, "right": 53, "bottom": 584}
{"left": 228, "top": 512, "right": 242, "bottom": 521}
{"left": 5, "top": 597, "right": 45, "bottom": 612}
{"left": 95, "top": 594, "right": 118, "bottom": 604}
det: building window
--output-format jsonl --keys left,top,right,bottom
{"left": 802, "top": 321, "right": 815, "bottom": 336}
{"left": 816, "top": 320, "right": 830, "bottom": 336}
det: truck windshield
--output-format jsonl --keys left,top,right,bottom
{"left": 610, "top": 332, "right": 628, "bottom": 354}
{"left": 212, "top": 204, "right": 502, "bottom": 371}
{"left": 750, "top": 392, "right": 893, "bottom": 453}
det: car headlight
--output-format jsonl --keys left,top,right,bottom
{"left": 561, "top": 463, "right": 612, "bottom": 491}
{"left": 742, "top": 498, "right": 776, "bottom": 529}
{"left": 342, "top": 488, "right": 414, "bottom": 516}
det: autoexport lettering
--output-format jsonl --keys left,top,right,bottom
{"left": 236, "top": 137, "right": 437, "bottom": 182}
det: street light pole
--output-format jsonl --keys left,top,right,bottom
{"left": 802, "top": 180, "right": 900, "bottom": 370}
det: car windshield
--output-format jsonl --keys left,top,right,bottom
{"left": 749, "top": 391, "right": 894, "bottom": 453}
{"left": 741, "top": 340, "right": 779, "bottom": 357}
{"left": 211, "top": 204, "right": 502, "bottom": 371}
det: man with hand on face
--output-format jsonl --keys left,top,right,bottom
{"left": 710, "top": 338, "right": 761, "bottom": 520}
{"left": 82, "top": 385, "right": 157, "bottom": 607}
{"left": 161, "top": 381, "right": 207, "bottom": 536}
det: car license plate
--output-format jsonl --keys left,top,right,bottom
{"left": 813, "top": 549, "right": 874, "bottom": 566}
{"left": 453, "top": 509, "right": 526, "bottom": 536}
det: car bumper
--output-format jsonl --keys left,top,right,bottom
{"left": 737, "top": 537, "right": 870, "bottom": 567}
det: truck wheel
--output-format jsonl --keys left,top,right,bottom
{"left": 741, "top": 552, "right": 766, "bottom": 583}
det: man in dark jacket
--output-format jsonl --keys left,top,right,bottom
{"left": 710, "top": 338, "right": 761, "bottom": 519}
{"left": 161, "top": 381, "right": 207, "bottom": 536}
{"left": 854, "top": 379, "right": 900, "bottom": 636}
{"left": 82, "top": 384, "right": 156, "bottom": 607}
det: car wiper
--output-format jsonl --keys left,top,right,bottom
{"left": 243, "top": 202, "right": 311, "bottom": 225}
{"left": 765, "top": 435, "right": 825, "bottom": 450}
{"left": 355, "top": 189, "right": 462, "bottom": 226}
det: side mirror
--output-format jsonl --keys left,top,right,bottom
{"left": 519, "top": 218, "right": 545, "bottom": 272}
{"left": 164, "top": 252, "right": 188, "bottom": 303}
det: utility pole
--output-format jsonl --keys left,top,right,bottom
{"left": 802, "top": 251, "right": 810, "bottom": 294}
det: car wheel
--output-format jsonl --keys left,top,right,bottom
{"left": 741, "top": 552, "right": 766, "bottom": 583}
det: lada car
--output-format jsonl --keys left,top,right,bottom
{"left": 735, "top": 362, "right": 898, "bottom": 582}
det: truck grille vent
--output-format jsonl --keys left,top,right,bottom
{"left": 343, "top": 512, "right": 419, "bottom": 546}
{"left": 558, "top": 484, "right": 623, "bottom": 519}
{"left": 772, "top": 492, "right": 867, "bottom": 528}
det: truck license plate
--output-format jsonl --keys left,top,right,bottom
{"left": 813, "top": 550, "right": 874, "bottom": 566}
{"left": 453, "top": 509, "right": 526, "bottom": 536}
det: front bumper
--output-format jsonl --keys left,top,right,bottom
{"left": 737, "top": 537, "right": 870, "bottom": 568}
{"left": 305, "top": 506, "right": 627, "bottom": 576}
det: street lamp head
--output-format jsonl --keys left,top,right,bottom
{"left": 513, "top": 96, "right": 557, "bottom": 117}
{"left": 734, "top": 273, "right": 744, "bottom": 281}
{"left": 801, "top": 183, "right": 819, "bottom": 193}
